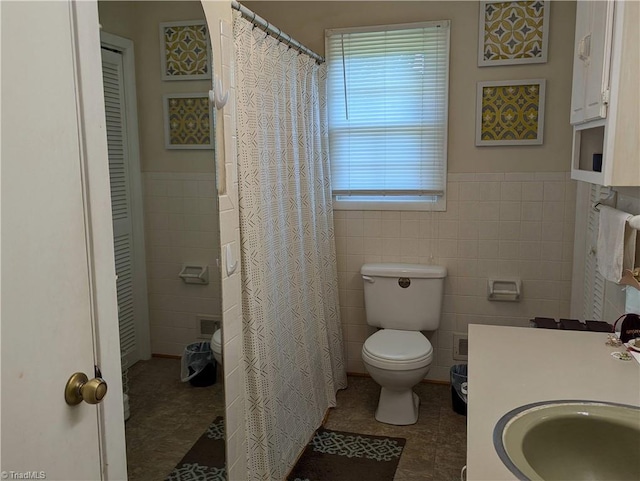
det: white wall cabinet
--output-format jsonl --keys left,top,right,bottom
{"left": 570, "top": 0, "right": 614, "bottom": 125}
{"left": 570, "top": 0, "right": 640, "bottom": 186}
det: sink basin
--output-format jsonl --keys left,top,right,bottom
{"left": 494, "top": 400, "right": 640, "bottom": 481}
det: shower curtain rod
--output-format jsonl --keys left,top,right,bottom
{"left": 231, "top": 0, "right": 325, "bottom": 64}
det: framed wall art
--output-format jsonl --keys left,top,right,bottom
{"left": 160, "top": 20, "right": 211, "bottom": 80}
{"left": 163, "top": 93, "right": 214, "bottom": 150}
{"left": 478, "top": 1, "right": 550, "bottom": 67}
{"left": 476, "top": 79, "right": 546, "bottom": 146}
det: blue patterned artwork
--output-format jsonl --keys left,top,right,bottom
{"left": 476, "top": 79, "right": 546, "bottom": 146}
{"left": 160, "top": 20, "right": 211, "bottom": 80}
{"left": 163, "top": 93, "right": 214, "bottom": 150}
{"left": 478, "top": 1, "right": 550, "bottom": 66}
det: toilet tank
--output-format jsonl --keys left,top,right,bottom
{"left": 361, "top": 263, "right": 447, "bottom": 330}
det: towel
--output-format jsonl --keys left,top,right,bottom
{"left": 627, "top": 344, "right": 640, "bottom": 365}
{"left": 597, "top": 205, "right": 637, "bottom": 283}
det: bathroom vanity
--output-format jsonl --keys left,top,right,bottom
{"left": 466, "top": 325, "right": 640, "bottom": 480}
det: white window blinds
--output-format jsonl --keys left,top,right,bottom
{"left": 326, "top": 21, "right": 450, "bottom": 206}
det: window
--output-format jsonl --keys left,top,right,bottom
{"left": 325, "top": 21, "right": 450, "bottom": 210}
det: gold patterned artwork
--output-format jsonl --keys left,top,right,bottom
{"left": 160, "top": 21, "right": 210, "bottom": 80}
{"left": 478, "top": 1, "right": 550, "bottom": 66}
{"left": 476, "top": 79, "right": 545, "bottom": 146}
{"left": 164, "top": 94, "right": 213, "bottom": 149}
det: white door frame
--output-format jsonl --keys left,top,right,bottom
{"left": 72, "top": 2, "right": 128, "bottom": 478}
{"left": 101, "top": 30, "right": 152, "bottom": 364}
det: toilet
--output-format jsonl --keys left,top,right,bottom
{"left": 361, "top": 263, "right": 447, "bottom": 425}
{"left": 211, "top": 329, "right": 222, "bottom": 365}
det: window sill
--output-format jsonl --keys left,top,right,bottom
{"left": 332, "top": 198, "right": 446, "bottom": 212}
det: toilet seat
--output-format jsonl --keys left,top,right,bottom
{"left": 211, "top": 329, "right": 222, "bottom": 352}
{"left": 211, "top": 329, "right": 223, "bottom": 365}
{"left": 362, "top": 329, "right": 433, "bottom": 371}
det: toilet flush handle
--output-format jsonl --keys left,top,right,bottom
{"left": 362, "top": 275, "right": 375, "bottom": 283}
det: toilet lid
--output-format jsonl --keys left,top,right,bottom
{"left": 211, "top": 329, "right": 222, "bottom": 350}
{"left": 362, "top": 330, "right": 433, "bottom": 370}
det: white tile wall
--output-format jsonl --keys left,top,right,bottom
{"left": 217, "top": 16, "right": 248, "bottom": 481}
{"left": 143, "top": 172, "right": 222, "bottom": 356}
{"left": 335, "top": 172, "right": 577, "bottom": 381}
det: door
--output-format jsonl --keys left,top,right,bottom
{"left": 1, "top": 1, "right": 126, "bottom": 479}
{"left": 583, "top": 0, "right": 614, "bottom": 122}
{"left": 570, "top": 0, "right": 590, "bottom": 123}
{"left": 101, "top": 42, "right": 151, "bottom": 370}
{"left": 571, "top": 0, "right": 615, "bottom": 124}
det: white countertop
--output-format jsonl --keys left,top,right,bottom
{"left": 466, "top": 325, "right": 640, "bottom": 481}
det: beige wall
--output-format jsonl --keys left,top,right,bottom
{"left": 245, "top": 0, "right": 576, "bottom": 174}
{"left": 243, "top": 1, "right": 579, "bottom": 381}
{"left": 97, "top": 0, "right": 137, "bottom": 39}
{"left": 99, "top": 0, "right": 215, "bottom": 173}
{"left": 97, "top": 1, "right": 222, "bottom": 357}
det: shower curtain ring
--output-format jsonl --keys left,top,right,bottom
{"left": 275, "top": 28, "right": 282, "bottom": 42}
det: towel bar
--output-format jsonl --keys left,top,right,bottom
{"left": 593, "top": 203, "right": 640, "bottom": 230}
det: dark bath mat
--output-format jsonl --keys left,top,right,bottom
{"left": 287, "top": 427, "right": 406, "bottom": 481}
{"left": 166, "top": 416, "right": 226, "bottom": 481}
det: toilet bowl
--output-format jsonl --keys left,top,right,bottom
{"left": 362, "top": 329, "right": 433, "bottom": 425}
{"left": 360, "top": 263, "right": 446, "bottom": 425}
{"left": 211, "top": 329, "right": 222, "bottom": 365}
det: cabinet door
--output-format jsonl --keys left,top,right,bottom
{"left": 570, "top": 0, "right": 591, "bottom": 124}
{"left": 583, "top": 0, "right": 614, "bottom": 122}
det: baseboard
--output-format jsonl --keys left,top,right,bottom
{"left": 152, "top": 353, "right": 181, "bottom": 360}
{"left": 345, "top": 371, "right": 450, "bottom": 386}
{"left": 345, "top": 371, "right": 370, "bottom": 378}
{"left": 423, "top": 379, "right": 450, "bottom": 386}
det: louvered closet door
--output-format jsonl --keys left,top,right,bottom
{"left": 585, "top": 184, "right": 607, "bottom": 320}
{"left": 102, "top": 48, "right": 139, "bottom": 368}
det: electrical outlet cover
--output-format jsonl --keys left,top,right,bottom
{"left": 453, "top": 333, "right": 469, "bottom": 361}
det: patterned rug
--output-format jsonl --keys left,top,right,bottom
{"left": 287, "top": 427, "right": 406, "bottom": 481}
{"left": 166, "top": 416, "right": 226, "bottom": 481}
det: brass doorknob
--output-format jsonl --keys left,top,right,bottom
{"left": 64, "top": 372, "right": 108, "bottom": 406}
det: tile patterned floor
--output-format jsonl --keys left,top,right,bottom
{"left": 324, "top": 376, "right": 467, "bottom": 481}
{"left": 124, "top": 363, "right": 465, "bottom": 481}
{"left": 125, "top": 358, "right": 225, "bottom": 481}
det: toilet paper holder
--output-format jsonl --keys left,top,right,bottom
{"left": 179, "top": 265, "right": 209, "bottom": 285}
{"left": 487, "top": 279, "right": 521, "bottom": 302}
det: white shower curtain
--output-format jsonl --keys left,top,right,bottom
{"left": 233, "top": 12, "right": 347, "bottom": 481}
